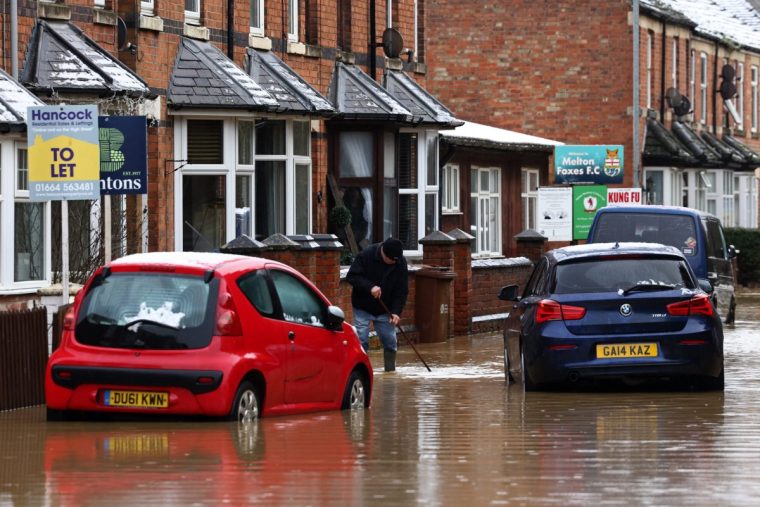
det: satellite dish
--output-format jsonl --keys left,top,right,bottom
{"left": 721, "top": 64, "right": 736, "bottom": 81}
{"left": 117, "top": 17, "right": 129, "bottom": 51}
{"left": 382, "top": 28, "right": 404, "bottom": 59}
{"left": 665, "top": 87, "right": 691, "bottom": 117}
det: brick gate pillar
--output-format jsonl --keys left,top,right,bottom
{"left": 448, "top": 228, "right": 474, "bottom": 337}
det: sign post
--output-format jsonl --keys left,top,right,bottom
{"left": 28, "top": 105, "right": 100, "bottom": 303}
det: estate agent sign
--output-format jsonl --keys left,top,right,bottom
{"left": 554, "top": 145, "right": 624, "bottom": 184}
{"left": 27, "top": 105, "right": 100, "bottom": 201}
{"left": 99, "top": 116, "right": 148, "bottom": 195}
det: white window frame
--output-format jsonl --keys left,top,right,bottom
{"left": 672, "top": 39, "right": 678, "bottom": 88}
{"left": 704, "top": 170, "right": 718, "bottom": 218}
{"left": 398, "top": 129, "right": 438, "bottom": 256}
{"left": 141, "top": 0, "right": 154, "bottom": 16}
{"left": 752, "top": 65, "right": 758, "bottom": 133}
{"left": 690, "top": 49, "right": 696, "bottom": 115}
{"left": 521, "top": 167, "right": 539, "bottom": 230}
{"left": 700, "top": 52, "right": 708, "bottom": 125}
{"left": 413, "top": 0, "right": 419, "bottom": 62}
{"left": 288, "top": 0, "right": 298, "bottom": 42}
{"left": 387, "top": 0, "right": 392, "bottom": 29}
{"left": 646, "top": 32, "right": 653, "bottom": 109}
{"left": 185, "top": 0, "right": 201, "bottom": 25}
{"left": 470, "top": 166, "right": 501, "bottom": 258}
{"left": 0, "top": 141, "right": 51, "bottom": 292}
{"left": 94, "top": 0, "right": 106, "bottom": 8}
{"left": 250, "top": 0, "right": 264, "bottom": 36}
{"left": 736, "top": 62, "right": 744, "bottom": 127}
{"left": 173, "top": 117, "right": 312, "bottom": 251}
{"left": 442, "top": 163, "right": 460, "bottom": 214}
{"left": 736, "top": 173, "right": 758, "bottom": 228}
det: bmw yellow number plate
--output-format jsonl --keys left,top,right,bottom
{"left": 596, "top": 343, "right": 658, "bottom": 359}
{"left": 103, "top": 390, "right": 169, "bottom": 408}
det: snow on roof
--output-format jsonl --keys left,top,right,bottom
{"left": 0, "top": 69, "right": 45, "bottom": 125}
{"left": 642, "top": 0, "right": 760, "bottom": 51}
{"left": 440, "top": 120, "right": 563, "bottom": 150}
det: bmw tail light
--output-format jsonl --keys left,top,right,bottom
{"left": 216, "top": 292, "right": 242, "bottom": 336}
{"left": 535, "top": 300, "right": 586, "bottom": 323}
{"left": 63, "top": 306, "right": 76, "bottom": 331}
{"left": 666, "top": 294, "right": 714, "bottom": 317}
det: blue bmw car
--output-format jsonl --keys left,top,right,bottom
{"left": 498, "top": 242, "right": 724, "bottom": 390}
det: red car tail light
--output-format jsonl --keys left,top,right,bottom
{"left": 215, "top": 292, "right": 242, "bottom": 336}
{"left": 535, "top": 300, "right": 586, "bottom": 323}
{"left": 63, "top": 306, "right": 76, "bottom": 331}
{"left": 666, "top": 294, "right": 714, "bottom": 317}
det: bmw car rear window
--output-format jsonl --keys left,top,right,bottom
{"left": 554, "top": 257, "right": 696, "bottom": 294}
{"left": 74, "top": 272, "right": 217, "bottom": 349}
{"left": 592, "top": 213, "right": 698, "bottom": 256}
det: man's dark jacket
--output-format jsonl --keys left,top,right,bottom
{"left": 346, "top": 243, "right": 409, "bottom": 316}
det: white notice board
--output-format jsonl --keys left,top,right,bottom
{"left": 537, "top": 187, "right": 573, "bottom": 241}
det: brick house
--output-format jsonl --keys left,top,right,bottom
{"left": 426, "top": 0, "right": 760, "bottom": 230}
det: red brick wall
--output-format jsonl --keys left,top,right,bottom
{"left": 471, "top": 264, "right": 533, "bottom": 334}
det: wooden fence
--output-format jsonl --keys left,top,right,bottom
{"left": 0, "top": 307, "right": 48, "bottom": 411}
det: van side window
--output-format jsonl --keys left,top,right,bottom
{"left": 704, "top": 220, "right": 727, "bottom": 259}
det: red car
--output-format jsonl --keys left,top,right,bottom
{"left": 45, "top": 252, "right": 372, "bottom": 421}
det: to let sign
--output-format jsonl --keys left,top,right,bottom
{"left": 27, "top": 105, "right": 100, "bottom": 201}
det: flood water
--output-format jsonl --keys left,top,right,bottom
{"left": 1, "top": 294, "right": 760, "bottom": 506}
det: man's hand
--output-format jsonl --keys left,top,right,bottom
{"left": 390, "top": 314, "right": 400, "bottom": 326}
{"left": 371, "top": 286, "right": 382, "bottom": 299}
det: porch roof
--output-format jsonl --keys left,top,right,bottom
{"left": 327, "top": 62, "right": 413, "bottom": 122}
{"left": 722, "top": 134, "right": 760, "bottom": 167}
{"left": 643, "top": 118, "right": 698, "bottom": 167}
{"left": 699, "top": 130, "right": 746, "bottom": 168}
{"left": 20, "top": 20, "right": 150, "bottom": 98}
{"left": 671, "top": 121, "right": 723, "bottom": 167}
{"left": 168, "top": 38, "right": 278, "bottom": 111}
{"left": 0, "top": 69, "right": 45, "bottom": 133}
{"left": 382, "top": 69, "right": 462, "bottom": 128}
{"left": 245, "top": 49, "right": 334, "bottom": 116}
{"left": 440, "top": 120, "right": 562, "bottom": 152}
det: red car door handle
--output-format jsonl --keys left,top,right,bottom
{"left": 288, "top": 331, "right": 295, "bottom": 341}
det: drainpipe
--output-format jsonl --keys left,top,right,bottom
{"left": 632, "top": 0, "right": 640, "bottom": 188}
{"left": 227, "top": 0, "right": 234, "bottom": 58}
{"left": 11, "top": 0, "right": 18, "bottom": 78}
{"left": 369, "top": 0, "right": 376, "bottom": 80}
{"left": 660, "top": 21, "right": 667, "bottom": 121}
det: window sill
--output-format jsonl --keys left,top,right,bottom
{"left": 442, "top": 210, "right": 462, "bottom": 216}
{"left": 248, "top": 34, "right": 272, "bottom": 50}
{"left": 93, "top": 8, "right": 116, "bottom": 25}
{"left": 184, "top": 23, "right": 209, "bottom": 41}
{"left": 140, "top": 14, "right": 164, "bottom": 32}
{"left": 37, "top": 2, "right": 71, "bottom": 20}
{"left": 408, "top": 62, "right": 427, "bottom": 75}
{"left": 287, "top": 41, "right": 306, "bottom": 56}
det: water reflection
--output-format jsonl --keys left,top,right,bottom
{"left": 1, "top": 294, "right": 760, "bottom": 505}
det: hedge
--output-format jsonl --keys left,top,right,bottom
{"left": 724, "top": 227, "right": 760, "bottom": 286}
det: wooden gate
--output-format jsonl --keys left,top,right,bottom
{"left": 0, "top": 307, "right": 48, "bottom": 411}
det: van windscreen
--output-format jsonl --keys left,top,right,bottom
{"left": 593, "top": 213, "right": 698, "bottom": 256}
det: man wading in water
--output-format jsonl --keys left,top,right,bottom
{"left": 346, "top": 237, "right": 409, "bottom": 371}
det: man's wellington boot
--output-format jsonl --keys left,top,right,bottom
{"left": 384, "top": 349, "right": 396, "bottom": 372}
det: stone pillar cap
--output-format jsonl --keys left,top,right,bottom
{"left": 222, "top": 234, "right": 268, "bottom": 253}
{"left": 514, "top": 229, "right": 548, "bottom": 241}
{"left": 447, "top": 228, "right": 475, "bottom": 243}
{"left": 419, "top": 230, "right": 456, "bottom": 245}
{"left": 263, "top": 233, "right": 301, "bottom": 249}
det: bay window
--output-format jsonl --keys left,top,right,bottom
{"left": 175, "top": 117, "right": 312, "bottom": 252}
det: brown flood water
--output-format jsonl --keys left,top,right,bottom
{"left": 1, "top": 295, "right": 759, "bottom": 506}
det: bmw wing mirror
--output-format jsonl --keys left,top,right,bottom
{"left": 326, "top": 305, "right": 345, "bottom": 330}
{"left": 698, "top": 278, "right": 713, "bottom": 294}
{"left": 497, "top": 285, "right": 520, "bottom": 302}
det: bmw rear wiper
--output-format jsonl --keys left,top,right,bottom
{"left": 620, "top": 283, "right": 676, "bottom": 296}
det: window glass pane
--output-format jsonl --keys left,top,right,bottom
{"left": 255, "top": 120, "right": 286, "bottom": 155}
{"left": 343, "top": 186, "right": 372, "bottom": 248}
{"left": 271, "top": 269, "right": 326, "bottom": 326}
{"left": 339, "top": 132, "right": 373, "bottom": 178}
{"left": 295, "top": 163, "right": 310, "bottom": 234}
{"left": 294, "top": 121, "right": 310, "bottom": 156}
{"left": 182, "top": 175, "right": 226, "bottom": 252}
{"left": 255, "top": 161, "right": 286, "bottom": 240}
{"left": 399, "top": 193, "right": 418, "bottom": 250}
{"left": 188, "top": 120, "right": 223, "bottom": 164}
{"left": 384, "top": 131, "right": 395, "bottom": 179}
{"left": 488, "top": 195, "right": 499, "bottom": 252}
{"left": 426, "top": 134, "right": 437, "bottom": 186}
{"left": 0, "top": 144, "right": 3, "bottom": 195}
{"left": 645, "top": 171, "right": 664, "bottom": 205}
{"left": 238, "top": 270, "right": 275, "bottom": 316}
{"left": 469, "top": 195, "right": 477, "bottom": 252}
{"left": 288, "top": 0, "right": 298, "bottom": 38}
{"left": 238, "top": 122, "right": 254, "bottom": 165}
{"left": 236, "top": 175, "right": 252, "bottom": 238}
{"left": 383, "top": 185, "right": 396, "bottom": 241}
{"left": 14, "top": 202, "right": 45, "bottom": 281}
{"left": 17, "top": 147, "right": 28, "bottom": 191}
{"left": 425, "top": 193, "right": 436, "bottom": 235}
{"left": 250, "top": 0, "right": 262, "bottom": 29}
{"left": 398, "top": 133, "right": 418, "bottom": 188}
